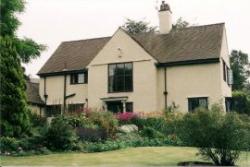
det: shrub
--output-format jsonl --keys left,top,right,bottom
{"left": 29, "top": 113, "right": 47, "bottom": 127}
{"left": 45, "top": 116, "right": 78, "bottom": 151}
{"left": 116, "top": 112, "right": 138, "bottom": 124}
{"left": 140, "top": 127, "right": 164, "bottom": 139}
{"left": 0, "top": 137, "right": 20, "bottom": 152}
{"left": 164, "top": 110, "right": 183, "bottom": 135}
{"left": 63, "top": 113, "right": 97, "bottom": 128}
{"left": 88, "top": 111, "right": 118, "bottom": 138}
{"left": 179, "top": 106, "right": 250, "bottom": 166}
{"left": 76, "top": 127, "right": 107, "bottom": 142}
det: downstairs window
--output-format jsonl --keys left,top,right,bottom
{"left": 188, "top": 97, "right": 208, "bottom": 112}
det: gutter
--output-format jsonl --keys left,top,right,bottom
{"left": 38, "top": 69, "right": 87, "bottom": 77}
{"left": 157, "top": 58, "right": 220, "bottom": 67}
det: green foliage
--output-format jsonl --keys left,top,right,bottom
{"left": 140, "top": 127, "right": 164, "bottom": 138}
{"left": 45, "top": 116, "right": 78, "bottom": 151}
{"left": 230, "top": 50, "right": 250, "bottom": 90}
{"left": 88, "top": 111, "right": 118, "bottom": 138}
{"left": 83, "top": 133, "right": 182, "bottom": 153}
{"left": 179, "top": 107, "right": 250, "bottom": 166}
{"left": 0, "top": 36, "right": 31, "bottom": 137}
{"left": 0, "top": 0, "right": 45, "bottom": 137}
{"left": 172, "top": 17, "right": 190, "bottom": 30}
{"left": 122, "top": 19, "right": 156, "bottom": 35}
{"left": 232, "top": 91, "right": 250, "bottom": 115}
{"left": 164, "top": 109, "right": 184, "bottom": 135}
{"left": 0, "top": 137, "right": 20, "bottom": 152}
{"left": 29, "top": 113, "right": 47, "bottom": 127}
{"left": 63, "top": 113, "right": 97, "bottom": 128}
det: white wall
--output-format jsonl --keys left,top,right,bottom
{"left": 39, "top": 75, "right": 88, "bottom": 106}
{"left": 88, "top": 28, "right": 159, "bottom": 112}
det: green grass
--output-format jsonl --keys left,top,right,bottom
{"left": 1, "top": 147, "right": 250, "bottom": 166}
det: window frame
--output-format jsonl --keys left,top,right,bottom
{"left": 188, "top": 97, "right": 208, "bottom": 112}
{"left": 70, "top": 72, "right": 88, "bottom": 85}
{"left": 108, "top": 62, "right": 133, "bottom": 93}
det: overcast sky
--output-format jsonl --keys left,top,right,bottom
{"left": 18, "top": 0, "right": 250, "bottom": 78}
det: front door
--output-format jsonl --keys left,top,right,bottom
{"left": 106, "top": 101, "right": 123, "bottom": 113}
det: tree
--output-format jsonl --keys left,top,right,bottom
{"left": 122, "top": 19, "right": 156, "bottom": 35}
{"left": 122, "top": 17, "right": 189, "bottom": 35}
{"left": 230, "top": 50, "right": 250, "bottom": 90}
{"left": 0, "top": 0, "right": 45, "bottom": 137}
{"left": 172, "top": 17, "right": 190, "bottom": 30}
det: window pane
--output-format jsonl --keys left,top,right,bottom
{"left": 109, "top": 64, "right": 116, "bottom": 76}
{"left": 125, "top": 75, "right": 133, "bottom": 91}
{"left": 116, "top": 64, "right": 125, "bottom": 75}
{"left": 126, "top": 102, "right": 133, "bottom": 112}
{"left": 71, "top": 74, "right": 78, "bottom": 84}
{"left": 116, "top": 76, "right": 124, "bottom": 91}
{"left": 78, "top": 73, "right": 84, "bottom": 83}
{"left": 125, "top": 63, "right": 132, "bottom": 75}
{"left": 199, "top": 98, "right": 208, "bottom": 108}
{"left": 109, "top": 76, "right": 114, "bottom": 92}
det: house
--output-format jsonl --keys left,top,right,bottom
{"left": 37, "top": 1, "right": 232, "bottom": 114}
{"left": 26, "top": 80, "right": 45, "bottom": 116}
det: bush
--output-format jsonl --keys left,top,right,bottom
{"left": 179, "top": 106, "right": 250, "bottom": 166}
{"left": 45, "top": 116, "right": 78, "bottom": 151}
{"left": 116, "top": 112, "right": 138, "bottom": 124}
{"left": 76, "top": 127, "right": 107, "bottom": 142}
{"left": 63, "top": 113, "right": 97, "bottom": 128}
{"left": 29, "top": 113, "right": 47, "bottom": 127}
{"left": 0, "top": 137, "right": 20, "bottom": 152}
{"left": 140, "top": 127, "right": 164, "bottom": 139}
{"left": 164, "top": 110, "right": 183, "bottom": 135}
{"left": 88, "top": 111, "right": 118, "bottom": 138}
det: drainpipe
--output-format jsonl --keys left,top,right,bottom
{"left": 63, "top": 74, "right": 67, "bottom": 114}
{"left": 164, "top": 67, "right": 168, "bottom": 109}
{"left": 43, "top": 77, "right": 48, "bottom": 104}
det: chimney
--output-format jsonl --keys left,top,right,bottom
{"left": 158, "top": 1, "right": 172, "bottom": 34}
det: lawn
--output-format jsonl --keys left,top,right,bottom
{"left": 1, "top": 147, "right": 250, "bottom": 166}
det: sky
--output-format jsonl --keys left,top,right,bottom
{"left": 18, "top": 0, "right": 250, "bottom": 78}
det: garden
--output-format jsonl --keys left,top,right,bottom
{"left": 1, "top": 105, "right": 250, "bottom": 166}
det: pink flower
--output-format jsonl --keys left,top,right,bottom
{"left": 116, "top": 112, "right": 138, "bottom": 122}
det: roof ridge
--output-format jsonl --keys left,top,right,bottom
{"left": 62, "top": 36, "right": 111, "bottom": 44}
{"left": 180, "top": 22, "right": 225, "bottom": 30}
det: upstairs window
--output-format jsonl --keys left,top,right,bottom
{"left": 223, "top": 61, "right": 227, "bottom": 82}
{"left": 108, "top": 63, "right": 133, "bottom": 93}
{"left": 70, "top": 72, "right": 88, "bottom": 84}
{"left": 188, "top": 97, "right": 208, "bottom": 112}
{"left": 223, "top": 60, "right": 232, "bottom": 85}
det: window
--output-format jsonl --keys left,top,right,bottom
{"left": 188, "top": 97, "right": 208, "bottom": 112}
{"left": 67, "top": 103, "right": 84, "bottom": 113}
{"left": 126, "top": 102, "right": 133, "bottom": 112}
{"left": 225, "top": 97, "right": 233, "bottom": 112}
{"left": 223, "top": 60, "right": 227, "bottom": 82}
{"left": 45, "top": 105, "right": 61, "bottom": 117}
{"left": 70, "top": 72, "right": 88, "bottom": 84}
{"left": 108, "top": 63, "right": 133, "bottom": 93}
{"left": 223, "top": 60, "right": 232, "bottom": 85}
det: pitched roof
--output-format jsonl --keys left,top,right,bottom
{"left": 38, "top": 37, "right": 111, "bottom": 75}
{"left": 38, "top": 23, "right": 224, "bottom": 75}
{"left": 131, "top": 23, "right": 224, "bottom": 64}
{"left": 26, "top": 81, "right": 44, "bottom": 105}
